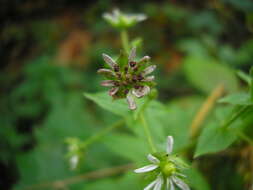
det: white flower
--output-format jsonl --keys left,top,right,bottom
{"left": 103, "top": 9, "right": 147, "bottom": 29}
{"left": 134, "top": 136, "right": 190, "bottom": 190}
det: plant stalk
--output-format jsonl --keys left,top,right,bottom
{"left": 140, "top": 112, "right": 157, "bottom": 153}
{"left": 120, "top": 29, "right": 130, "bottom": 53}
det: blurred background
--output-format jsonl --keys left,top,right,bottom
{"left": 1, "top": 0, "right": 253, "bottom": 190}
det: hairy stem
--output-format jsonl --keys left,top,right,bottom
{"left": 120, "top": 29, "right": 130, "bottom": 53}
{"left": 140, "top": 112, "right": 157, "bottom": 153}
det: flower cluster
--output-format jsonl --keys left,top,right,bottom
{"left": 98, "top": 47, "right": 156, "bottom": 110}
{"left": 134, "top": 136, "right": 190, "bottom": 190}
{"left": 103, "top": 9, "right": 147, "bottom": 29}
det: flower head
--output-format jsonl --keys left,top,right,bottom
{"left": 103, "top": 9, "right": 147, "bottom": 29}
{"left": 98, "top": 47, "right": 156, "bottom": 110}
{"left": 134, "top": 136, "right": 190, "bottom": 190}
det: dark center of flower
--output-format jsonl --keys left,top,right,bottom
{"left": 134, "top": 85, "right": 141, "bottom": 89}
{"left": 137, "top": 74, "right": 144, "bottom": 81}
{"left": 132, "top": 75, "right": 138, "bottom": 82}
{"left": 124, "top": 89, "right": 129, "bottom": 94}
{"left": 129, "top": 61, "right": 137, "bottom": 67}
{"left": 114, "top": 65, "right": 120, "bottom": 72}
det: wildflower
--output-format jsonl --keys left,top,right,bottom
{"left": 65, "top": 138, "right": 85, "bottom": 170}
{"left": 134, "top": 136, "right": 190, "bottom": 190}
{"left": 98, "top": 47, "right": 156, "bottom": 110}
{"left": 103, "top": 9, "right": 147, "bottom": 29}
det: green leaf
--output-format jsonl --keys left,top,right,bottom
{"left": 195, "top": 122, "right": 237, "bottom": 157}
{"left": 84, "top": 91, "right": 147, "bottom": 117}
{"left": 184, "top": 56, "right": 238, "bottom": 94}
{"left": 84, "top": 92, "right": 130, "bottom": 116}
{"left": 103, "top": 133, "right": 148, "bottom": 163}
{"left": 237, "top": 70, "right": 251, "bottom": 85}
{"left": 250, "top": 67, "right": 253, "bottom": 101}
{"left": 218, "top": 92, "right": 253, "bottom": 105}
{"left": 185, "top": 167, "right": 211, "bottom": 190}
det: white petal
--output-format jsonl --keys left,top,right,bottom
{"left": 135, "top": 14, "right": 147, "bottom": 21}
{"left": 134, "top": 164, "right": 158, "bottom": 173}
{"left": 112, "top": 9, "right": 120, "bottom": 17}
{"left": 126, "top": 92, "right": 137, "bottom": 110}
{"left": 103, "top": 13, "right": 117, "bottom": 23}
{"left": 142, "top": 75, "right": 155, "bottom": 82}
{"left": 175, "top": 172, "right": 186, "bottom": 178}
{"left": 154, "top": 175, "right": 163, "bottom": 190}
{"left": 166, "top": 178, "right": 171, "bottom": 190}
{"left": 147, "top": 154, "right": 160, "bottom": 164}
{"left": 70, "top": 155, "right": 79, "bottom": 170}
{"left": 132, "top": 86, "right": 150, "bottom": 98}
{"left": 143, "top": 65, "right": 156, "bottom": 75}
{"left": 100, "top": 80, "right": 115, "bottom": 87}
{"left": 169, "top": 178, "right": 175, "bottom": 190}
{"left": 172, "top": 176, "right": 190, "bottom": 190}
{"left": 144, "top": 179, "right": 157, "bottom": 190}
{"left": 128, "top": 47, "right": 136, "bottom": 62}
{"left": 108, "top": 87, "right": 119, "bottom": 96}
{"left": 166, "top": 136, "right": 174, "bottom": 154}
{"left": 102, "top": 53, "right": 117, "bottom": 68}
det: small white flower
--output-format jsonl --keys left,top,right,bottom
{"left": 134, "top": 136, "right": 190, "bottom": 190}
{"left": 103, "top": 9, "right": 147, "bottom": 29}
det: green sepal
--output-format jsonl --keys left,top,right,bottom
{"left": 117, "top": 50, "right": 128, "bottom": 71}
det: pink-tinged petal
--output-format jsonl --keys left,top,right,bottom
{"left": 97, "top": 68, "right": 115, "bottom": 76}
{"left": 134, "top": 164, "right": 158, "bottom": 173}
{"left": 108, "top": 87, "right": 119, "bottom": 96}
{"left": 154, "top": 175, "right": 163, "bottom": 190}
{"left": 147, "top": 154, "right": 160, "bottom": 164}
{"left": 142, "top": 75, "right": 155, "bottom": 82}
{"left": 139, "top": 55, "right": 150, "bottom": 63}
{"left": 126, "top": 92, "right": 137, "bottom": 110}
{"left": 143, "top": 65, "right": 156, "bottom": 76}
{"left": 172, "top": 176, "right": 190, "bottom": 190}
{"left": 166, "top": 136, "right": 174, "bottom": 154}
{"left": 100, "top": 80, "right": 115, "bottom": 87}
{"left": 128, "top": 47, "right": 136, "bottom": 62}
{"left": 102, "top": 53, "right": 117, "bottom": 68}
{"left": 132, "top": 86, "right": 150, "bottom": 98}
{"left": 144, "top": 179, "right": 157, "bottom": 190}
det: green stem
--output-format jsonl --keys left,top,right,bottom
{"left": 140, "top": 112, "right": 157, "bottom": 153}
{"left": 222, "top": 106, "right": 249, "bottom": 129}
{"left": 82, "top": 120, "right": 124, "bottom": 147}
{"left": 120, "top": 30, "right": 130, "bottom": 53}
